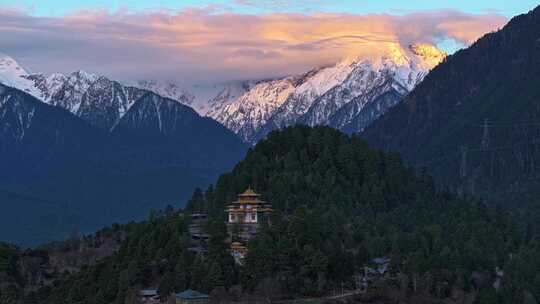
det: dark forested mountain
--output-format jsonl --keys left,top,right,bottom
{"left": 24, "top": 126, "right": 538, "bottom": 304}
{"left": 363, "top": 6, "right": 540, "bottom": 206}
{"left": 0, "top": 83, "right": 247, "bottom": 246}
{"left": 0, "top": 83, "right": 103, "bottom": 184}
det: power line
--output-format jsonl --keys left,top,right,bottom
{"left": 461, "top": 146, "right": 468, "bottom": 178}
{"left": 415, "top": 118, "right": 540, "bottom": 168}
{"left": 463, "top": 120, "right": 540, "bottom": 128}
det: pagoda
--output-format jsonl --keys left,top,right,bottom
{"left": 226, "top": 187, "right": 272, "bottom": 261}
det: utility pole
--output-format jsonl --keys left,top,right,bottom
{"left": 482, "top": 118, "right": 490, "bottom": 150}
{"left": 460, "top": 146, "right": 468, "bottom": 178}
{"left": 490, "top": 150, "right": 495, "bottom": 177}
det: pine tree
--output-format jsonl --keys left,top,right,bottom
{"left": 158, "top": 272, "right": 176, "bottom": 299}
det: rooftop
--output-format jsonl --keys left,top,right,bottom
{"left": 238, "top": 187, "right": 261, "bottom": 197}
{"left": 139, "top": 289, "right": 158, "bottom": 296}
{"left": 231, "top": 241, "right": 247, "bottom": 248}
{"left": 175, "top": 289, "right": 210, "bottom": 300}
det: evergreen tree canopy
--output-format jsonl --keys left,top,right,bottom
{"left": 186, "top": 126, "right": 530, "bottom": 300}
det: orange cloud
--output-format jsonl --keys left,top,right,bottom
{"left": 0, "top": 9, "right": 507, "bottom": 85}
{"left": 437, "top": 17, "right": 504, "bottom": 43}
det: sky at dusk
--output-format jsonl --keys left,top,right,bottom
{"left": 0, "top": 1, "right": 537, "bottom": 86}
{"left": 3, "top": 0, "right": 537, "bottom": 17}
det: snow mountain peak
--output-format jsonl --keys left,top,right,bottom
{"left": 0, "top": 53, "right": 43, "bottom": 98}
{"left": 136, "top": 79, "right": 196, "bottom": 109}
{"left": 207, "top": 42, "right": 447, "bottom": 144}
{"left": 408, "top": 43, "right": 447, "bottom": 67}
{"left": 0, "top": 53, "right": 29, "bottom": 75}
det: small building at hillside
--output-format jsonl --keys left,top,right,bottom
{"left": 175, "top": 289, "right": 210, "bottom": 304}
{"left": 230, "top": 241, "right": 249, "bottom": 261}
{"left": 138, "top": 289, "right": 160, "bottom": 303}
{"left": 226, "top": 187, "right": 273, "bottom": 261}
{"left": 188, "top": 213, "right": 209, "bottom": 254}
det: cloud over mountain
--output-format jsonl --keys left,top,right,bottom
{"left": 0, "top": 8, "right": 506, "bottom": 85}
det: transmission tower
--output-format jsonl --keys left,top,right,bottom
{"left": 460, "top": 146, "right": 468, "bottom": 178}
{"left": 482, "top": 118, "right": 490, "bottom": 150}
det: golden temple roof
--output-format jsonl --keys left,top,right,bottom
{"left": 238, "top": 187, "right": 260, "bottom": 197}
{"left": 231, "top": 242, "right": 247, "bottom": 249}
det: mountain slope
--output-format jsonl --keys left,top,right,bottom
{"left": 0, "top": 53, "right": 43, "bottom": 98}
{"left": 362, "top": 6, "right": 540, "bottom": 203}
{"left": 0, "top": 83, "right": 247, "bottom": 246}
{"left": 299, "top": 44, "right": 433, "bottom": 128}
{"left": 0, "top": 82, "right": 112, "bottom": 244}
{"left": 208, "top": 43, "right": 445, "bottom": 144}
{"left": 207, "top": 78, "right": 295, "bottom": 141}
{"left": 112, "top": 92, "right": 247, "bottom": 173}
{"left": 0, "top": 82, "right": 104, "bottom": 184}
{"left": 338, "top": 89, "right": 403, "bottom": 134}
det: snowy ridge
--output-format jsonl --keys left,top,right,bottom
{"left": 0, "top": 54, "right": 203, "bottom": 131}
{"left": 207, "top": 78, "right": 295, "bottom": 141}
{"left": 207, "top": 43, "right": 446, "bottom": 143}
{"left": 207, "top": 81, "right": 255, "bottom": 109}
{"left": 136, "top": 80, "right": 195, "bottom": 108}
{"left": 267, "top": 61, "right": 357, "bottom": 130}
{"left": 301, "top": 44, "right": 440, "bottom": 129}
{"left": 1, "top": 43, "right": 446, "bottom": 144}
{"left": 0, "top": 53, "right": 42, "bottom": 99}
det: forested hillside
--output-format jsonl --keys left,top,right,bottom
{"left": 0, "top": 224, "right": 129, "bottom": 304}
{"left": 21, "top": 126, "right": 540, "bottom": 304}
{"left": 362, "top": 6, "right": 540, "bottom": 210}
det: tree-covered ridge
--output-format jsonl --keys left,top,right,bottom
{"left": 28, "top": 210, "right": 236, "bottom": 304}
{"left": 362, "top": 5, "right": 540, "bottom": 207}
{"left": 0, "top": 224, "right": 131, "bottom": 304}
{"left": 25, "top": 126, "right": 539, "bottom": 303}
{"left": 189, "top": 126, "right": 531, "bottom": 302}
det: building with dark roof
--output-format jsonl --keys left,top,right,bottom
{"left": 138, "top": 289, "right": 159, "bottom": 303}
{"left": 175, "top": 289, "right": 210, "bottom": 304}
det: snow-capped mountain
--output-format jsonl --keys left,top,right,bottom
{"left": 134, "top": 80, "right": 255, "bottom": 116}
{"left": 0, "top": 53, "right": 43, "bottom": 98}
{"left": 1, "top": 43, "right": 445, "bottom": 144}
{"left": 208, "top": 43, "right": 446, "bottom": 143}
{"left": 0, "top": 53, "right": 205, "bottom": 130}
{"left": 136, "top": 80, "right": 195, "bottom": 107}
{"left": 207, "top": 81, "right": 255, "bottom": 109}
{"left": 207, "top": 78, "right": 295, "bottom": 141}
{"left": 22, "top": 71, "right": 146, "bottom": 130}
